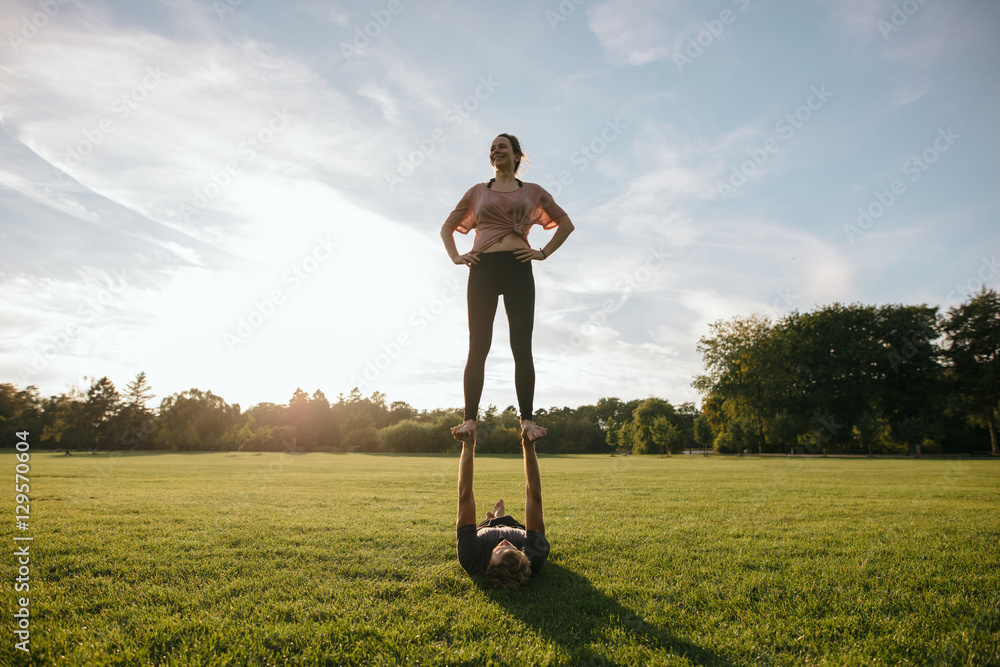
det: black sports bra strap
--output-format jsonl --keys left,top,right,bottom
{"left": 486, "top": 178, "right": 523, "bottom": 189}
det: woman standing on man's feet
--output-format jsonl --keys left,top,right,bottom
{"left": 440, "top": 133, "right": 575, "bottom": 443}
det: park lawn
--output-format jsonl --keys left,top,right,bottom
{"left": 2, "top": 451, "right": 998, "bottom": 666}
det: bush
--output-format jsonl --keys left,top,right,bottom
{"left": 713, "top": 431, "right": 738, "bottom": 455}
{"left": 344, "top": 426, "right": 379, "bottom": 452}
{"left": 477, "top": 426, "right": 521, "bottom": 453}
{"left": 379, "top": 419, "right": 452, "bottom": 453}
{"left": 241, "top": 425, "right": 297, "bottom": 452}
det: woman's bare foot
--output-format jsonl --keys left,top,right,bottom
{"left": 451, "top": 419, "right": 477, "bottom": 441}
{"left": 521, "top": 419, "right": 547, "bottom": 442}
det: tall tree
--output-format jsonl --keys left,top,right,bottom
{"left": 651, "top": 416, "right": 683, "bottom": 456}
{"left": 693, "top": 414, "right": 714, "bottom": 452}
{"left": 115, "top": 372, "right": 157, "bottom": 451}
{"left": 876, "top": 304, "right": 943, "bottom": 453}
{"left": 0, "top": 384, "right": 43, "bottom": 448}
{"left": 84, "top": 376, "right": 121, "bottom": 451}
{"left": 694, "top": 314, "right": 786, "bottom": 453}
{"left": 943, "top": 288, "right": 1000, "bottom": 455}
{"left": 158, "top": 389, "right": 241, "bottom": 451}
{"left": 628, "top": 398, "right": 678, "bottom": 454}
{"left": 123, "top": 371, "right": 155, "bottom": 410}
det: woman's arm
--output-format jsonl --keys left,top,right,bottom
{"left": 514, "top": 215, "right": 575, "bottom": 263}
{"left": 441, "top": 223, "right": 479, "bottom": 266}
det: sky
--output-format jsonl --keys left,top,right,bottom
{"left": 1, "top": 0, "right": 998, "bottom": 414}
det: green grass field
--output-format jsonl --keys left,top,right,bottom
{"left": 3, "top": 451, "right": 999, "bottom": 666}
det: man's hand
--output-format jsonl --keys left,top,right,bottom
{"left": 451, "top": 419, "right": 477, "bottom": 442}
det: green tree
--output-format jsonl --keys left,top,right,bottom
{"left": 628, "top": 398, "right": 678, "bottom": 455}
{"left": 123, "top": 371, "right": 155, "bottom": 410}
{"left": 288, "top": 388, "right": 334, "bottom": 451}
{"left": 694, "top": 314, "right": 786, "bottom": 453}
{"left": 875, "top": 304, "right": 943, "bottom": 453}
{"left": 84, "top": 376, "right": 122, "bottom": 451}
{"left": 378, "top": 419, "right": 452, "bottom": 453}
{"left": 943, "top": 288, "right": 1000, "bottom": 455}
{"left": 651, "top": 416, "right": 683, "bottom": 456}
{"left": 38, "top": 391, "right": 87, "bottom": 448}
{"left": 341, "top": 412, "right": 378, "bottom": 452}
{"left": 116, "top": 372, "right": 157, "bottom": 451}
{"left": 782, "top": 305, "right": 887, "bottom": 452}
{"left": 158, "top": 389, "right": 241, "bottom": 451}
{"left": 596, "top": 397, "right": 639, "bottom": 453}
{"left": 693, "top": 414, "right": 713, "bottom": 452}
{"left": 0, "top": 384, "right": 42, "bottom": 448}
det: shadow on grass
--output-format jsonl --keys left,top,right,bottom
{"left": 480, "top": 563, "right": 734, "bottom": 666}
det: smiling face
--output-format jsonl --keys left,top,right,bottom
{"left": 490, "top": 135, "right": 520, "bottom": 173}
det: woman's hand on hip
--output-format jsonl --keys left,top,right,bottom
{"left": 514, "top": 248, "right": 545, "bottom": 263}
{"left": 452, "top": 252, "right": 480, "bottom": 266}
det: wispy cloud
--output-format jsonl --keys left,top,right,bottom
{"left": 586, "top": 0, "right": 680, "bottom": 66}
{"left": 1, "top": 0, "right": 995, "bottom": 411}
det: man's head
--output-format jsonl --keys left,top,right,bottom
{"left": 486, "top": 539, "right": 531, "bottom": 590}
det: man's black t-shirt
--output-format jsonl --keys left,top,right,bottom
{"left": 456, "top": 520, "right": 550, "bottom": 577}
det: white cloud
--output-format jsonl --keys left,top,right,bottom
{"left": 1, "top": 0, "right": 995, "bottom": 413}
{"left": 586, "top": 0, "right": 679, "bottom": 66}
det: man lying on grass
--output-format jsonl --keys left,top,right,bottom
{"left": 454, "top": 429, "right": 550, "bottom": 589}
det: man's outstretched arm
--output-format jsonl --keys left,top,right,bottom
{"left": 456, "top": 434, "right": 476, "bottom": 528}
{"left": 522, "top": 435, "right": 544, "bottom": 535}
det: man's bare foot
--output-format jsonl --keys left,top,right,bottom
{"left": 451, "top": 419, "right": 477, "bottom": 441}
{"left": 492, "top": 499, "right": 505, "bottom": 518}
{"left": 521, "top": 419, "right": 547, "bottom": 442}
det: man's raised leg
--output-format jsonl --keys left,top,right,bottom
{"left": 486, "top": 498, "right": 505, "bottom": 520}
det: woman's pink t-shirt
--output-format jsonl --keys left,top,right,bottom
{"left": 443, "top": 182, "right": 567, "bottom": 254}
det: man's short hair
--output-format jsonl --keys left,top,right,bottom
{"left": 486, "top": 549, "right": 532, "bottom": 590}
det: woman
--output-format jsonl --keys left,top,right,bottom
{"left": 440, "top": 133, "right": 575, "bottom": 442}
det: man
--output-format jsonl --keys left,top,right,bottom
{"left": 455, "top": 429, "right": 550, "bottom": 589}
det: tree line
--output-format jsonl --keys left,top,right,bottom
{"left": 693, "top": 289, "right": 999, "bottom": 456}
{"left": 0, "top": 372, "right": 701, "bottom": 455}
{"left": 3, "top": 289, "right": 996, "bottom": 457}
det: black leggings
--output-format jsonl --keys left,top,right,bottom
{"left": 464, "top": 252, "right": 535, "bottom": 422}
